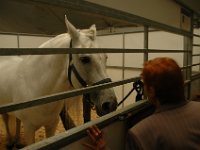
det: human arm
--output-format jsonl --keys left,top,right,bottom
{"left": 82, "top": 125, "right": 110, "bottom": 150}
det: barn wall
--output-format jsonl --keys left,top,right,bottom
{"left": 0, "top": 34, "right": 51, "bottom": 48}
{"left": 0, "top": 34, "right": 18, "bottom": 48}
{"left": 18, "top": 35, "right": 51, "bottom": 48}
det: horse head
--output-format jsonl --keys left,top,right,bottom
{"left": 65, "top": 16, "right": 117, "bottom": 116}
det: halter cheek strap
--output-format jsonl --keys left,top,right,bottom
{"left": 68, "top": 39, "right": 112, "bottom": 88}
{"left": 68, "top": 40, "right": 87, "bottom": 87}
{"left": 68, "top": 40, "right": 73, "bottom": 86}
{"left": 68, "top": 57, "right": 88, "bottom": 87}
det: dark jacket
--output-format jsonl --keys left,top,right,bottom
{"left": 126, "top": 101, "right": 200, "bottom": 150}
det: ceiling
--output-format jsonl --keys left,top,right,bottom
{"left": 0, "top": 0, "right": 137, "bottom": 35}
{"left": 0, "top": 0, "right": 199, "bottom": 35}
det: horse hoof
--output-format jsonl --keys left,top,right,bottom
{"left": 16, "top": 143, "right": 25, "bottom": 149}
{"left": 6, "top": 143, "right": 14, "bottom": 150}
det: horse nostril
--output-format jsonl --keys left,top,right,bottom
{"left": 102, "top": 102, "right": 111, "bottom": 113}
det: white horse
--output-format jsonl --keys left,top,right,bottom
{"left": 0, "top": 16, "right": 117, "bottom": 148}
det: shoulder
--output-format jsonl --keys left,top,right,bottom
{"left": 180, "top": 101, "right": 200, "bottom": 113}
{"left": 127, "top": 115, "right": 160, "bottom": 150}
{"left": 187, "top": 100, "right": 200, "bottom": 106}
{"left": 129, "top": 101, "right": 200, "bottom": 137}
{"left": 129, "top": 113, "right": 159, "bottom": 136}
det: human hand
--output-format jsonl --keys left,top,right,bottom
{"left": 82, "top": 125, "right": 106, "bottom": 150}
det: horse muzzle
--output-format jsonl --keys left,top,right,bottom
{"left": 96, "top": 97, "right": 118, "bottom": 116}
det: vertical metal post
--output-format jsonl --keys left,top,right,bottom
{"left": 183, "top": 14, "right": 193, "bottom": 99}
{"left": 122, "top": 33, "right": 125, "bottom": 107}
{"left": 144, "top": 26, "right": 149, "bottom": 62}
{"left": 183, "top": 36, "right": 192, "bottom": 99}
{"left": 143, "top": 26, "right": 149, "bottom": 100}
{"left": 17, "top": 34, "right": 20, "bottom": 48}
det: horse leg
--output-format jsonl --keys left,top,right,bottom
{"left": 44, "top": 118, "right": 59, "bottom": 138}
{"left": 60, "top": 105, "right": 75, "bottom": 130}
{"left": 15, "top": 118, "right": 25, "bottom": 149}
{"left": 23, "top": 123, "right": 36, "bottom": 145}
{"left": 2, "top": 114, "right": 16, "bottom": 150}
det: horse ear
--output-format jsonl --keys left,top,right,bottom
{"left": 65, "top": 15, "right": 80, "bottom": 39}
{"left": 88, "top": 24, "right": 96, "bottom": 40}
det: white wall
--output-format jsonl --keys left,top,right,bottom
{"left": 125, "top": 33, "right": 144, "bottom": 68}
{"left": 97, "top": 34, "right": 123, "bottom": 66}
{"left": 19, "top": 35, "right": 51, "bottom": 48}
{"left": 148, "top": 31, "right": 184, "bottom": 67}
{"left": 0, "top": 34, "right": 18, "bottom": 48}
{"left": 0, "top": 34, "right": 51, "bottom": 48}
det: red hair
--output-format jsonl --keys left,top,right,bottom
{"left": 141, "top": 57, "right": 185, "bottom": 104}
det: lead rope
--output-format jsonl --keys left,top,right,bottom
{"left": 117, "top": 80, "right": 144, "bottom": 107}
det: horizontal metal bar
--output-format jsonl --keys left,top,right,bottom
{"left": 191, "top": 63, "right": 200, "bottom": 67}
{"left": 22, "top": 100, "right": 150, "bottom": 150}
{"left": 0, "top": 48, "right": 189, "bottom": 55}
{"left": 193, "top": 44, "right": 200, "bottom": 47}
{"left": 0, "top": 31, "right": 55, "bottom": 37}
{"left": 98, "top": 28, "right": 159, "bottom": 36}
{"left": 147, "top": 49, "right": 188, "bottom": 53}
{"left": 107, "top": 65, "right": 142, "bottom": 70}
{"left": 181, "top": 65, "right": 189, "bottom": 70}
{"left": 181, "top": 64, "right": 200, "bottom": 70}
{"left": 191, "top": 72, "right": 200, "bottom": 81}
{"left": 0, "top": 77, "right": 140, "bottom": 114}
{"left": 184, "top": 79, "right": 191, "bottom": 85}
{"left": 193, "top": 34, "right": 200, "bottom": 38}
{"left": 192, "top": 54, "right": 200, "bottom": 57}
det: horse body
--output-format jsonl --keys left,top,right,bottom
{"left": 0, "top": 34, "right": 71, "bottom": 146}
{"left": 13, "top": 34, "right": 71, "bottom": 128}
{"left": 0, "top": 16, "right": 117, "bottom": 147}
{"left": 0, "top": 57, "right": 23, "bottom": 105}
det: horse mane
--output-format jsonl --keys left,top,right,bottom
{"left": 39, "top": 33, "right": 71, "bottom": 48}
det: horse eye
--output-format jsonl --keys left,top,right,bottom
{"left": 80, "top": 56, "right": 91, "bottom": 64}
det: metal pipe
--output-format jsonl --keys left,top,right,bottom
{"left": 0, "top": 77, "right": 140, "bottom": 114}
{"left": 0, "top": 48, "right": 189, "bottom": 55}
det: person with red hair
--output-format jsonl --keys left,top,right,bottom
{"left": 84, "top": 57, "right": 200, "bottom": 150}
{"left": 141, "top": 57, "right": 185, "bottom": 106}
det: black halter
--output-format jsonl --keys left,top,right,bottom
{"left": 68, "top": 53, "right": 88, "bottom": 87}
{"left": 67, "top": 40, "right": 112, "bottom": 88}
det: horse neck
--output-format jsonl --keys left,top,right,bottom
{"left": 27, "top": 33, "right": 70, "bottom": 66}
{"left": 22, "top": 34, "right": 71, "bottom": 92}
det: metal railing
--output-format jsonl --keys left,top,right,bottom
{"left": 0, "top": 46, "right": 195, "bottom": 114}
